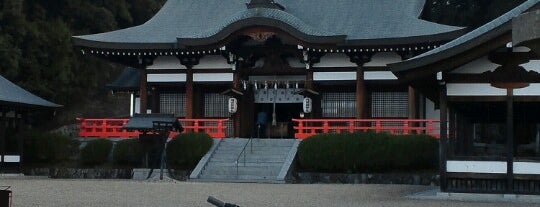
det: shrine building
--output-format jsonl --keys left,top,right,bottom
{"left": 73, "top": 0, "right": 464, "bottom": 138}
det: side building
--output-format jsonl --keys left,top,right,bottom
{"left": 391, "top": 0, "right": 540, "bottom": 195}
{"left": 73, "top": 0, "right": 464, "bottom": 138}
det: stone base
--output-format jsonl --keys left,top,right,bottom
{"left": 294, "top": 172, "right": 439, "bottom": 185}
{"left": 132, "top": 168, "right": 170, "bottom": 180}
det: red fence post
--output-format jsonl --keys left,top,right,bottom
{"left": 217, "top": 120, "right": 224, "bottom": 138}
{"left": 194, "top": 120, "right": 199, "bottom": 133}
{"left": 349, "top": 120, "right": 354, "bottom": 133}
{"left": 297, "top": 120, "right": 303, "bottom": 139}
{"left": 375, "top": 120, "right": 381, "bottom": 133}
{"left": 427, "top": 120, "right": 433, "bottom": 136}
{"left": 403, "top": 120, "right": 409, "bottom": 135}
{"left": 323, "top": 120, "right": 329, "bottom": 133}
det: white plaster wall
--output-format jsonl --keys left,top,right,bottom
{"left": 313, "top": 72, "right": 356, "bottom": 81}
{"left": 193, "top": 73, "right": 233, "bottom": 82}
{"left": 313, "top": 53, "right": 356, "bottom": 68}
{"left": 447, "top": 83, "right": 506, "bottom": 96}
{"left": 514, "top": 83, "right": 540, "bottom": 96}
{"left": 364, "top": 71, "right": 397, "bottom": 80}
{"left": 450, "top": 56, "right": 499, "bottom": 74}
{"left": 147, "top": 56, "right": 186, "bottom": 70}
{"left": 147, "top": 74, "right": 186, "bottom": 82}
{"left": 447, "top": 161, "right": 507, "bottom": 174}
{"left": 193, "top": 55, "right": 230, "bottom": 69}
{"left": 248, "top": 75, "right": 305, "bottom": 82}
{"left": 364, "top": 52, "right": 402, "bottom": 67}
{"left": 2, "top": 155, "right": 20, "bottom": 163}
{"left": 514, "top": 162, "right": 540, "bottom": 175}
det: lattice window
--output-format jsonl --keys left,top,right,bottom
{"left": 371, "top": 91, "right": 408, "bottom": 118}
{"left": 204, "top": 93, "right": 230, "bottom": 117}
{"left": 159, "top": 93, "right": 186, "bottom": 117}
{"left": 321, "top": 93, "right": 356, "bottom": 118}
{"left": 204, "top": 93, "right": 233, "bottom": 137}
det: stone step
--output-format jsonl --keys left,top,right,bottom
{"left": 208, "top": 157, "right": 286, "bottom": 163}
{"left": 201, "top": 166, "right": 280, "bottom": 176}
{"left": 198, "top": 174, "right": 278, "bottom": 181}
{"left": 211, "top": 153, "right": 288, "bottom": 159}
{"left": 205, "top": 162, "right": 283, "bottom": 168}
{"left": 215, "top": 146, "right": 293, "bottom": 152}
{"left": 212, "top": 150, "right": 289, "bottom": 156}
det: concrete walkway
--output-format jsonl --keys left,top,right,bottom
{"left": 1, "top": 178, "right": 538, "bottom": 207}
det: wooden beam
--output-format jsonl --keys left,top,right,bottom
{"left": 185, "top": 66, "right": 194, "bottom": 119}
{"left": 139, "top": 65, "right": 148, "bottom": 114}
{"left": 408, "top": 86, "right": 417, "bottom": 119}
{"left": 356, "top": 66, "right": 366, "bottom": 119}
{"left": 0, "top": 112, "right": 5, "bottom": 171}
{"left": 233, "top": 71, "right": 241, "bottom": 137}
{"left": 506, "top": 88, "right": 514, "bottom": 194}
{"left": 440, "top": 83, "right": 448, "bottom": 192}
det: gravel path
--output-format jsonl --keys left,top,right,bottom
{"left": 0, "top": 178, "right": 538, "bottom": 207}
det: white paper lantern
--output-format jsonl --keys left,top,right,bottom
{"left": 228, "top": 98, "right": 238, "bottom": 114}
{"left": 303, "top": 97, "right": 312, "bottom": 113}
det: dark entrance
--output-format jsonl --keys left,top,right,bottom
{"left": 255, "top": 103, "right": 302, "bottom": 138}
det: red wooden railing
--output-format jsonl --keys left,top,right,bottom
{"left": 292, "top": 119, "right": 440, "bottom": 139}
{"left": 77, "top": 118, "right": 229, "bottom": 139}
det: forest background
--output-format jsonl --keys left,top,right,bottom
{"left": 0, "top": 0, "right": 527, "bottom": 128}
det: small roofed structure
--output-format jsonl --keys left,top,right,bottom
{"left": 124, "top": 113, "right": 182, "bottom": 180}
{"left": 390, "top": 0, "right": 540, "bottom": 195}
{"left": 0, "top": 75, "right": 61, "bottom": 172}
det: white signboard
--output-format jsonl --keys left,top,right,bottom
{"left": 303, "top": 97, "right": 312, "bottom": 113}
{"left": 254, "top": 89, "right": 303, "bottom": 103}
{"left": 228, "top": 98, "right": 238, "bottom": 114}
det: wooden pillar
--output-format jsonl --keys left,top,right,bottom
{"left": 356, "top": 67, "right": 366, "bottom": 119}
{"left": 17, "top": 112, "right": 24, "bottom": 172}
{"left": 0, "top": 111, "right": 5, "bottom": 171}
{"left": 305, "top": 70, "right": 313, "bottom": 91}
{"left": 233, "top": 71, "right": 241, "bottom": 137}
{"left": 139, "top": 65, "right": 148, "bottom": 114}
{"left": 408, "top": 86, "right": 416, "bottom": 119}
{"left": 448, "top": 106, "right": 456, "bottom": 155}
{"left": 439, "top": 83, "right": 448, "bottom": 192}
{"left": 506, "top": 88, "right": 514, "bottom": 193}
{"left": 185, "top": 66, "right": 194, "bottom": 119}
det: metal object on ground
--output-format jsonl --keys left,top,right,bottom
{"left": 207, "top": 196, "right": 239, "bottom": 207}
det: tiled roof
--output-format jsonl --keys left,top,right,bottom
{"left": 124, "top": 114, "right": 179, "bottom": 131}
{"left": 73, "top": 0, "right": 463, "bottom": 49}
{"left": 391, "top": 0, "right": 540, "bottom": 72}
{"left": 0, "top": 75, "right": 61, "bottom": 108}
{"left": 106, "top": 67, "right": 140, "bottom": 92}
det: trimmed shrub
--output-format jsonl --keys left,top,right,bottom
{"left": 23, "top": 130, "right": 80, "bottom": 165}
{"left": 80, "top": 139, "right": 113, "bottom": 166}
{"left": 166, "top": 132, "right": 213, "bottom": 170}
{"left": 297, "top": 132, "right": 438, "bottom": 173}
{"left": 113, "top": 139, "right": 144, "bottom": 167}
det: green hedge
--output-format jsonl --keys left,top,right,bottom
{"left": 113, "top": 139, "right": 144, "bottom": 167}
{"left": 297, "top": 132, "right": 438, "bottom": 173}
{"left": 23, "top": 131, "right": 80, "bottom": 165}
{"left": 166, "top": 132, "right": 213, "bottom": 170}
{"left": 80, "top": 139, "right": 113, "bottom": 166}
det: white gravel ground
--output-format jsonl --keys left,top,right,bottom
{"left": 0, "top": 178, "right": 538, "bottom": 207}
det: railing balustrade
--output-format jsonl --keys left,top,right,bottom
{"left": 77, "top": 118, "right": 229, "bottom": 139}
{"left": 292, "top": 119, "right": 440, "bottom": 139}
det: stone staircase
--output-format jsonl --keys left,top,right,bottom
{"left": 190, "top": 138, "right": 299, "bottom": 183}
